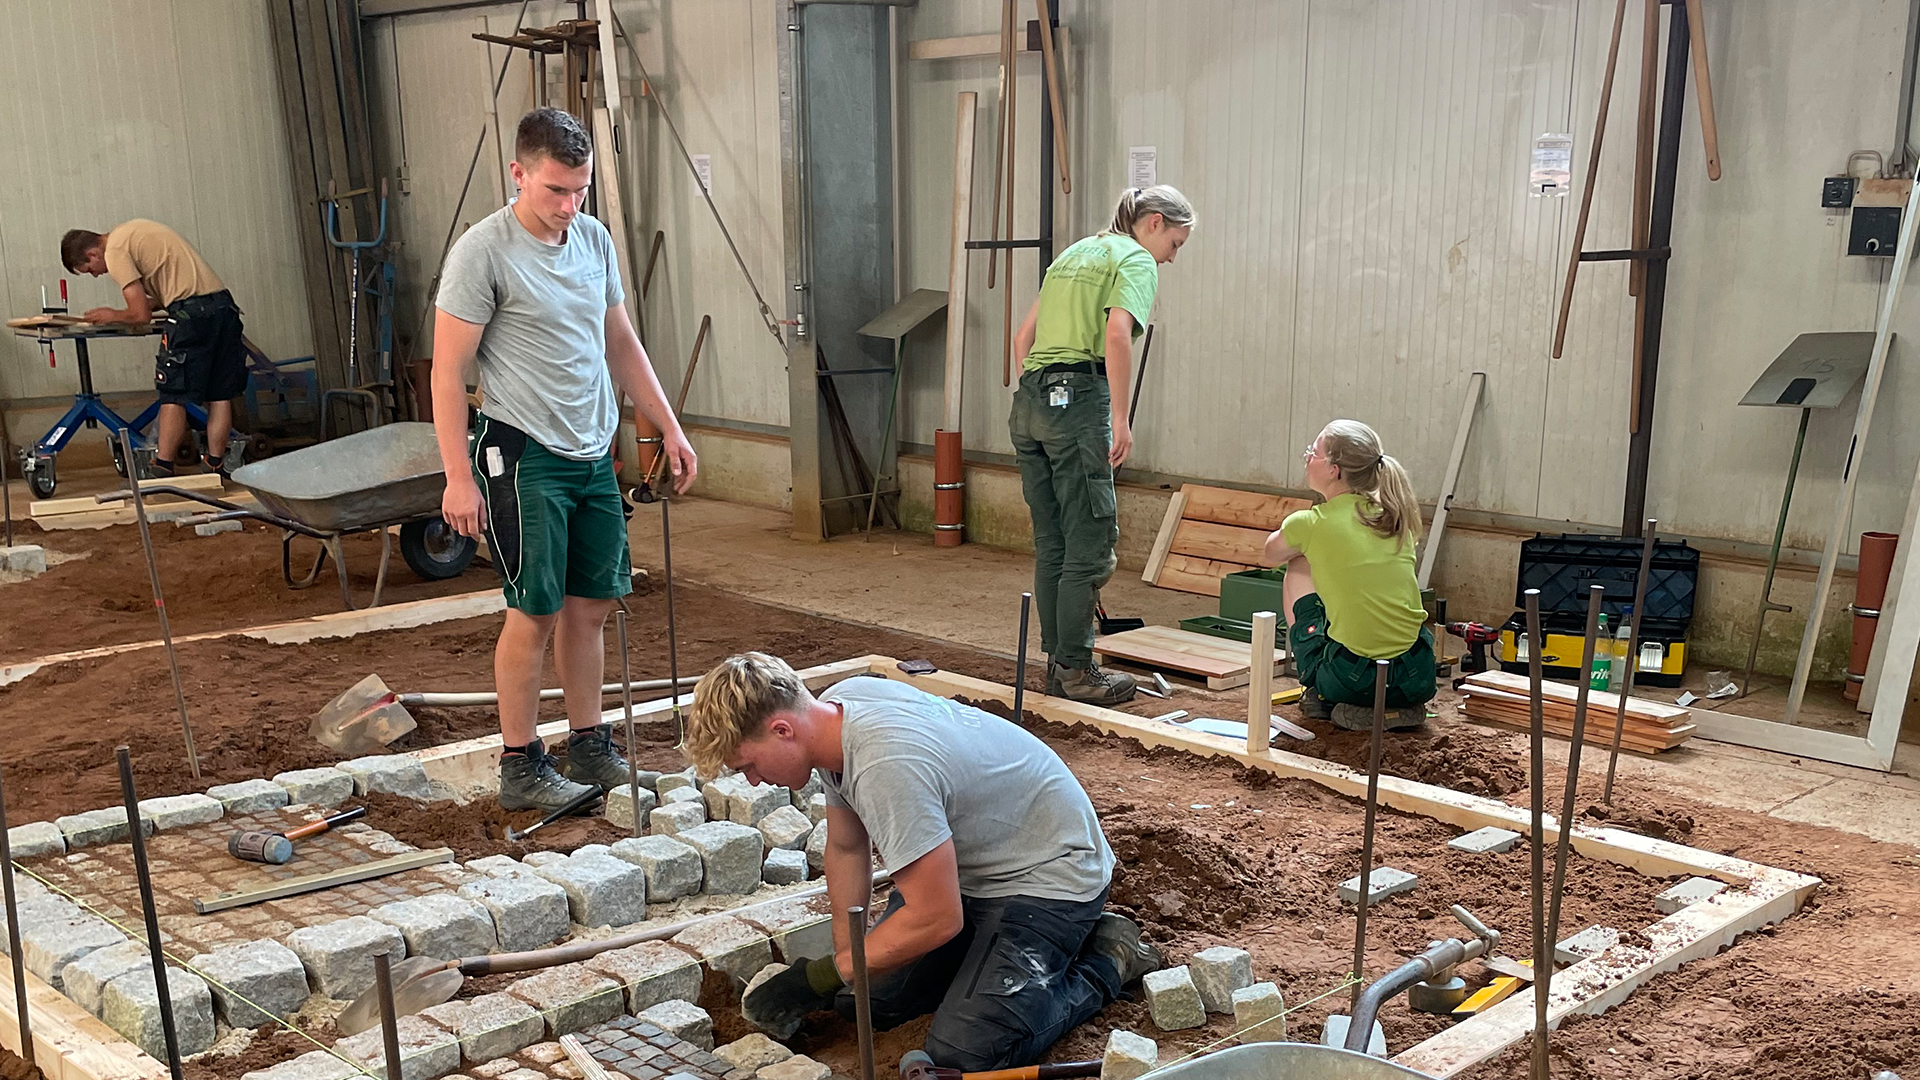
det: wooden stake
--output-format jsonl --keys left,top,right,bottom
{"left": 987, "top": 0, "right": 1012, "bottom": 290}
{"left": 1685, "top": 0, "right": 1720, "bottom": 180}
{"left": 1246, "top": 611, "right": 1275, "bottom": 756}
{"left": 1551, "top": 0, "right": 1630, "bottom": 360}
{"left": 943, "top": 93, "right": 979, "bottom": 435}
{"left": 1630, "top": 0, "right": 1658, "bottom": 299}
{"left": 1034, "top": 0, "right": 1071, "bottom": 195}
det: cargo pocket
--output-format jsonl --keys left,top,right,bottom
{"left": 472, "top": 417, "right": 529, "bottom": 587}
{"left": 1086, "top": 474, "right": 1117, "bottom": 520}
{"left": 154, "top": 343, "right": 191, "bottom": 395}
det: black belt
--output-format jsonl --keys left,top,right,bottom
{"left": 169, "top": 290, "right": 237, "bottom": 319}
{"left": 1036, "top": 361, "right": 1106, "bottom": 376}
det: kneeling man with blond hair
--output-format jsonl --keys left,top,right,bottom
{"left": 683, "top": 653, "right": 1161, "bottom": 1072}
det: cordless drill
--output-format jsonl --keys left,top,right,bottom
{"left": 1445, "top": 621, "right": 1501, "bottom": 687}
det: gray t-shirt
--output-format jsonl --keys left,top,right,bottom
{"left": 818, "top": 676, "right": 1113, "bottom": 902}
{"left": 436, "top": 204, "right": 625, "bottom": 460}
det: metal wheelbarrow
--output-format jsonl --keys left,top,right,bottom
{"left": 108, "top": 423, "right": 480, "bottom": 610}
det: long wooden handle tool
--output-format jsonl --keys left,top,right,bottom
{"left": 1552, "top": 0, "right": 1630, "bottom": 360}
{"left": 1684, "top": 0, "right": 1720, "bottom": 180}
{"left": 1035, "top": 0, "right": 1070, "bottom": 194}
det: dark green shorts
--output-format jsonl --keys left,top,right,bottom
{"left": 1289, "top": 594, "right": 1437, "bottom": 708}
{"left": 472, "top": 414, "right": 632, "bottom": 616}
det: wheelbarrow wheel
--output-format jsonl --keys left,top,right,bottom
{"left": 399, "top": 518, "right": 477, "bottom": 581}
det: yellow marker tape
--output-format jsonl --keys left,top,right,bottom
{"left": 1453, "top": 976, "right": 1522, "bottom": 1015}
{"left": 1272, "top": 686, "right": 1305, "bottom": 704}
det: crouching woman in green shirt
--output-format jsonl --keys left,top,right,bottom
{"left": 1262, "top": 420, "right": 1436, "bottom": 730}
{"left": 1010, "top": 186, "right": 1195, "bottom": 705}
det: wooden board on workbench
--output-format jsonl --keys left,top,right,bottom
{"left": 1093, "top": 624, "right": 1286, "bottom": 690}
{"left": 1142, "top": 484, "right": 1311, "bottom": 597}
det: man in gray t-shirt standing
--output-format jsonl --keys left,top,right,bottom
{"left": 432, "top": 108, "right": 697, "bottom": 812}
{"left": 684, "top": 654, "right": 1163, "bottom": 1073}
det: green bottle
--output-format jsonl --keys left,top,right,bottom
{"left": 1590, "top": 613, "right": 1613, "bottom": 691}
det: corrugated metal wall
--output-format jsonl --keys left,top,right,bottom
{"left": 359, "top": 0, "right": 1920, "bottom": 552}
{"left": 0, "top": 0, "right": 310, "bottom": 403}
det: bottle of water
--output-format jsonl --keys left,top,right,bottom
{"left": 1590, "top": 613, "right": 1613, "bottom": 691}
{"left": 1613, "top": 606, "right": 1634, "bottom": 690}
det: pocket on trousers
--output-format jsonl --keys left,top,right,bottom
{"left": 154, "top": 346, "right": 191, "bottom": 394}
{"left": 1086, "top": 475, "right": 1117, "bottom": 520}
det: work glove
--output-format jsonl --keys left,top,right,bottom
{"left": 741, "top": 955, "right": 843, "bottom": 1038}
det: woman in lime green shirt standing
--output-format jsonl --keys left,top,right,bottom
{"left": 1009, "top": 186, "right": 1195, "bottom": 705}
{"left": 1262, "top": 419, "right": 1436, "bottom": 730}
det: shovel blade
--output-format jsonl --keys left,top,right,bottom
{"left": 313, "top": 673, "right": 417, "bottom": 755}
{"left": 335, "top": 958, "right": 462, "bottom": 1036}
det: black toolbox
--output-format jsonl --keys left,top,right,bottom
{"left": 1495, "top": 534, "right": 1698, "bottom": 688}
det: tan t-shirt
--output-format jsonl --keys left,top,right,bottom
{"left": 104, "top": 220, "right": 224, "bottom": 308}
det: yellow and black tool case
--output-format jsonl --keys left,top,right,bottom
{"left": 1494, "top": 534, "right": 1698, "bottom": 688}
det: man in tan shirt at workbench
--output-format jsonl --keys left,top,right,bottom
{"left": 61, "top": 220, "right": 245, "bottom": 476}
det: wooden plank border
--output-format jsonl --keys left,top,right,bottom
{"left": 830, "top": 656, "right": 1818, "bottom": 1077}
{"left": 0, "top": 964, "right": 166, "bottom": 1080}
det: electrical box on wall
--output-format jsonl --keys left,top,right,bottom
{"left": 1849, "top": 178, "right": 1911, "bottom": 256}
{"left": 1822, "top": 175, "right": 1856, "bottom": 208}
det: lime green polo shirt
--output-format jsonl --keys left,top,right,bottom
{"left": 1280, "top": 493, "right": 1427, "bottom": 658}
{"left": 1024, "top": 233, "right": 1158, "bottom": 372}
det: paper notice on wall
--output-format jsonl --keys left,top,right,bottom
{"left": 1531, "top": 133, "right": 1572, "bottom": 197}
{"left": 1128, "top": 146, "right": 1157, "bottom": 189}
{"left": 692, "top": 154, "right": 713, "bottom": 195}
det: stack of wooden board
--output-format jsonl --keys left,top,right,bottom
{"left": 1093, "top": 624, "right": 1286, "bottom": 690}
{"left": 29, "top": 474, "right": 246, "bottom": 530}
{"left": 1142, "top": 484, "right": 1312, "bottom": 597}
{"left": 1459, "top": 670, "right": 1695, "bottom": 753}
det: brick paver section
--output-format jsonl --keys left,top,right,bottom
{"left": 19, "top": 810, "right": 462, "bottom": 956}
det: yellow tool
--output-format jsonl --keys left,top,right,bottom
{"left": 1272, "top": 686, "right": 1305, "bottom": 705}
{"left": 1455, "top": 959, "right": 1531, "bottom": 1016}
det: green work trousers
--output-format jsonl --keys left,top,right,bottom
{"left": 1010, "top": 368, "right": 1118, "bottom": 669}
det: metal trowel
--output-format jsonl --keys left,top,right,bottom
{"left": 312, "top": 673, "right": 417, "bottom": 755}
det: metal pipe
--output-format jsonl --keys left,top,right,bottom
{"left": 1547, "top": 587, "right": 1605, "bottom": 975}
{"left": 119, "top": 429, "right": 200, "bottom": 781}
{"left": 398, "top": 675, "right": 702, "bottom": 707}
{"left": 1349, "top": 659, "right": 1388, "bottom": 1010}
{"left": 847, "top": 906, "right": 876, "bottom": 1080}
{"left": 1, "top": 406, "right": 14, "bottom": 548}
{"left": 1345, "top": 939, "right": 1469, "bottom": 1052}
{"left": 0, "top": 762, "right": 33, "bottom": 1065}
{"left": 662, "top": 495, "right": 683, "bottom": 732}
{"left": 1741, "top": 410, "right": 1808, "bottom": 699}
{"left": 1623, "top": 0, "right": 1691, "bottom": 534}
{"left": 1014, "top": 592, "right": 1032, "bottom": 719}
{"left": 1604, "top": 521, "right": 1658, "bottom": 804}
{"left": 1127, "top": 324, "right": 1155, "bottom": 428}
{"left": 373, "top": 951, "right": 404, "bottom": 1080}
{"left": 117, "top": 746, "right": 182, "bottom": 1080}
{"left": 617, "top": 608, "right": 643, "bottom": 839}
{"left": 1525, "top": 588, "right": 1548, "bottom": 1080}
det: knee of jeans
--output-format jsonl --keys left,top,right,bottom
{"left": 1062, "top": 549, "right": 1118, "bottom": 582}
{"left": 923, "top": 1019, "right": 1022, "bottom": 1074}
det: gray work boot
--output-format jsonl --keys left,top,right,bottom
{"left": 562, "top": 725, "right": 634, "bottom": 790}
{"left": 1331, "top": 702, "right": 1425, "bottom": 732}
{"left": 1044, "top": 658, "right": 1066, "bottom": 697}
{"left": 499, "top": 743, "right": 600, "bottom": 813}
{"left": 1085, "top": 912, "right": 1163, "bottom": 986}
{"left": 1056, "top": 662, "right": 1137, "bottom": 705}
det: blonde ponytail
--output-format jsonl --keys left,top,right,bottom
{"left": 1319, "top": 419, "right": 1423, "bottom": 546}
{"left": 1106, "top": 184, "right": 1196, "bottom": 237}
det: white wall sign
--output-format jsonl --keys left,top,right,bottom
{"left": 1128, "top": 146, "right": 1157, "bottom": 189}
{"left": 1531, "top": 133, "right": 1572, "bottom": 197}
{"left": 692, "top": 154, "right": 713, "bottom": 195}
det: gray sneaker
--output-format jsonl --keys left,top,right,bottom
{"left": 562, "top": 725, "right": 634, "bottom": 790}
{"left": 1056, "top": 662, "right": 1137, "bottom": 705}
{"left": 1085, "top": 912, "right": 1163, "bottom": 985}
{"left": 499, "top": 745, "right": 600, "bottom": 813}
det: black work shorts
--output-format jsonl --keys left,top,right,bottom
{"left": 155, "top": 291, "right": 247, "bottom": 406}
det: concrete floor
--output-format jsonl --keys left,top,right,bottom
{"left": 628, "top": 496, "right": 1920, "bottom": 849}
